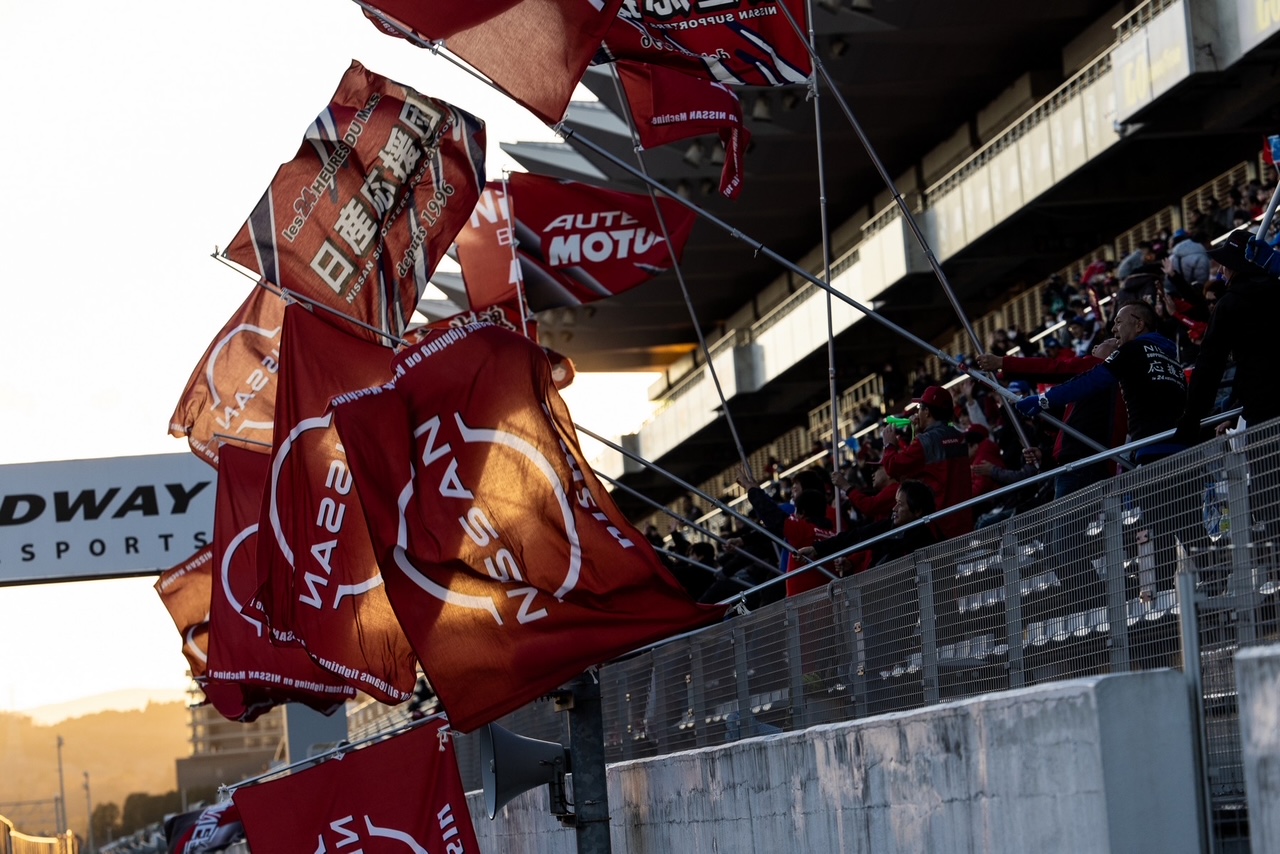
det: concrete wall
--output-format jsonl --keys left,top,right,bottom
{"left": 1235, "top": 644, "right": 1280, "bottom": 854}
{"left": 468, "top": 671, "right": 1201, "bottom": 854}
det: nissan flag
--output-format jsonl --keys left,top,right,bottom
{"left": 205, "top": 445, "right": 354, "bottom": 722}
{"left": 331, "top": 323, "right": 721, "bottom": 731}
{"left": 601, "top": 0, "right": 811, "bottom": 86}
{"left": 255, "top": 304, "right": 417, "bottom": 705}
{"left": 234, "top": 719, "right": 476, "bottom": 854}
{"left": 357, "top": 0, "right": 624, "bottom": 125}
{"left": 154, "top": 547, "right": 214, "bottom": 679}
{"left": 170, "top": 288, "right": 284, "bottom": 468}
{"left": 411, "top": 307, "right": 577, "bottom": 389}
{"left": 454, "top": 173, "right": 696, "bottom": 312}
{"left": 224, "top": 60, "right": 486, "bottom": 343}
{"left": 617, "top": 60, "right": 750, "bottom": 200}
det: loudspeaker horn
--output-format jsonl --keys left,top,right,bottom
{"left": 480, "top": 723, "right": 571, "bottom": 820}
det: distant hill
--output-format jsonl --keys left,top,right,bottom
{"left": 16, "top": 688, "right": 189, "bottom": 727}
{"left": 0, "top": 702, "right": 189, "bottom": 840}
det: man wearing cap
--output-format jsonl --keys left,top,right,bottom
{"left": 976, "top": 343, "right": 1126, "bottom": 498}
{"left": 1176, "top": 228, "right": 1280, "bottom": 443}
{"left": 1016, "top": 301, "right": 1186, "bottom": 464}
{"left": 880, "top": 386, "right": 972, "bottom": 540}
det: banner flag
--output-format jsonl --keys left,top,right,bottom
{"left": 617, "top": 59, "right": 750, "bottom": 199}
{"left": 170, "top": 288, "right": 284, "bottom": 468}
{"left": 155, "top": 547, "right": 214, "bottom": 679}
{"left": 225, "top": 60, "right": 486, "bottom": 343}
{"left": 455, "top": 173, "right": 696, "bottom": 312}
{"left": 332, "top": 323, "right": 721, "bottom": 731}
{"left": 205, "top": 444, "right": 354, "bottom": 722}
{"left": 600, "top": 0, "right": 811, "bottom": 86}
{"left": 163, "top": 801, "right": 245, "bottom": 854}
{"left": 234, "top": 719, "right": 478, "bottom": 854}
{"left": 412, "top": 304, "right": 578, "bottom": 388}
{"left": 358, "top": 0, "right": 625, "bottom": 125}
{"left": 255, "top": 304, "right": 417, "bottom": 704}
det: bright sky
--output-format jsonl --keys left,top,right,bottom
{"left": 0, "top": 0, "right": 658, "bottom": 715}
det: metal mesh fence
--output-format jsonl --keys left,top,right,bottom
{"left": 454, "top": 418, "right": 1280, "bottom": 849}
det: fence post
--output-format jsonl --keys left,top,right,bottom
{"left": 1176, "top": 562, "right": 1217, "bottom": 854}
{"left": 917, "top": 558, "right": 941, "bottom": 705}
{"left": 732, "top": 622, "right": 753, "bottom": 740}
{"left": 689, "top": 642, "right": 709, "bottom": 749}
{"left": 1223, "top": 437, "right": 1258, "bottom": 645}
{"left": 1001, "top": 523, "right": 1026, "bottom": 689}
{"left": 1103, "top": 493, "right": 1131, "bottom": 672}
{"left": 785, "top": 600, "right": 807, "bottom": 730}
{"left": 617, "top": 672, "right": 635, "bottom": 761}
{"left": 834, "top": 582, "right": 868, "bottom": 718}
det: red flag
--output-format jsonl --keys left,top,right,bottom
{"left": 170, "top": 288, "right": 284, "bottom": 468}
{"left": 224, "top": 60, "right": 486, "bottom": 343}
{"left": 233, "top": 719, "right": 477, "bottom": 854}
{"left": 617, "top": 60, "right": 750, "bottom": 200}
{"left": 205, "top": 445, "right": 354, "bottom": 722}
{"left": 256, "top": 304, "right": 417, "bottom": 704}
{"left": 455, "top": 173, "right": 696, "bottom": 312}
{"left": 359, "top": 0, "right": 625, "bottom": 125}
{"left": 163, "top": 801, "right": 244, "bottom": 854}
{"left": 601, "top": 0, "right": 811, "bottom": 86}
{"left": 332, "top": 323, "right": 721, "bottom": 731}
{"left": 155, "top": 547, "right": 214, "bottom": 679}
{"left": 421, "top": 297, "right": 534, "bottom": 339}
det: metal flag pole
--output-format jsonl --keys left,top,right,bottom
{"left": 500, "top": 171, "right": 533, "bottom": 339}
{"left": 212, "top": 252, "right": 409, "bottom": 347}
{"left": 604, "top": 64, "right": 756, "bottom": 480}
{"left": 774, "top": 1, "right": 1033, "bottom": 451}
{"left": 803, "top": 0, "right": 845, "bottom": 530}
{"left": 576, "top": 423, "right": 837, "bottom": 580}
{"left": 596, "top": 470, "right": 784, "bottom": 579}
{"left": 375, "top": 17, "right": 1120, "bottom": 463}
{"left": 555, "top": 123, "right": 1124, "bottom": 465}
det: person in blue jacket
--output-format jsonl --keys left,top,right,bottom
{"left": 1016, "top": 300, "right": 1186, "bottom": 464}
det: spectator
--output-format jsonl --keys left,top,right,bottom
{"left": 736, "top": 464, "right": 835, "bottom": 596}
{"left": 965, "top": 424, "right": 1005, "bottom": 496}
{"left": 833, "top": 462, "right": 896, "bottom": 524}
{"left": 1016, "top": 301, "right": 1186, "bottom": 464}
{"left": 1169, "top": 229, "right": 1211, "bottom": 287}
{"left": 1176, "top": 227, "right": 1280, "bottom": 442}
{"left": 880, "top": 386, "right": 973, "bottom": 539}
{"left": 802, "top": 480, "right": 939, "bottom": 574}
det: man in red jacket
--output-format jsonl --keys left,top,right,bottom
{"left": 880, "top": 386, "right": 972, "bottom": 540}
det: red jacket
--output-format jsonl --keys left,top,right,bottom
{"left": 882, "top": 423, "right": 972, "bottom": 540}
{"left": 1001, "top": 353, "right": 1127, "bottom": 470}
{"left": 969, "top": 438, "right": 1005, "bottom": 496}
{"left": 846, "top": 482, "right": 896, "bottom": 523}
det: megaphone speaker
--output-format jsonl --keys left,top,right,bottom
{"left": 480, "top": 723, "right": 571, "bottom": 820}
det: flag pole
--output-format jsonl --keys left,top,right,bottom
{"left": 803, "top": 0, "right": 845, "bottom": 530}
{"left": 212, "top": 252, "right": 409, "bottom": 347}
{"left": 212, "top": 433, "right": 273, "bottom": 449}
{"left": 555, "top": 123, "right": 1125, "bottom": 465}
{"left": 500, "top": 171, "right": 533, "bottom": 339}
{"left": 774, "top": 2, "right": 1033, "bottom": 452}
{"left": 604, "top": 65, "right": 757, "bottom": 481}
{"left": 596, "top": 470, "right": 784, "bottom": 579}
{"left": 576, "top": 422, "right": 838, "bottom": 580}
{"left": 383, "top": 24, "right": 1120, "bottom": 463}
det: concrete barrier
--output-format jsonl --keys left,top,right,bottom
{"left": 1235, "top": 643, "right": 1280, "bottom": 854}
{"left": 468, "top": 670, "right": 1201, "bottom": 853}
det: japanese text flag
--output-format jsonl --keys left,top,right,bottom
{"left": 332, "top": 323, "right": 721, "bottom": 731}
{"left": 170, "top": 288, "right": 284, "bottom": 468}
{"left": 233, "top": 719, "right": 477, "bottom": 854}
{"left": 205, "top": 445, "right": 354, "bottom": 722}
{"left": 154, "top": 547, "right": 215, "bottom": 679}
{"left": 225, "top": 60, "right": 486, "bottom": 343}
{"left": 358, "top": 0, "right": 625, "bottom": 124}
{"left": 255, "top": 304, "right": 417, "bottom": 704}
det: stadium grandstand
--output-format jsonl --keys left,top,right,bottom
{"left": 418, "top": 1, "right": 1280, "bottom": 850}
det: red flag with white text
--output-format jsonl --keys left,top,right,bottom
{"left": 233, "top": 719, "right": 477, "bottom": 854}
{"left": 154, "top": 547, "right": 214, "bottom": 679}
{"left": 617, "top": 60, "right": 750, "bottom": 199}
{"left": 170, "top": 288, "right": 284, "bottom": 468}
{"left": 359, "top": 0, "right": 625, "bottom": 124}
{"left": 600, "top": 0, "right": 811, "bottom": 86}
{"left": 224, "top": 60, "right": 486, "bottom": 343}
{"left": 255, "top": 304, "right": 417, "bottom": 704}
{"left": 331, "top": 323, "right": 721, "bottom": 731}
{"left": 205, "top": 444, "right": 354, "bottom": 722}
{"left": 455, "top": 173, "right": 696, "bottom": 312}
{"left": 163, "top": 800, "right": 244, "bottom": 854}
